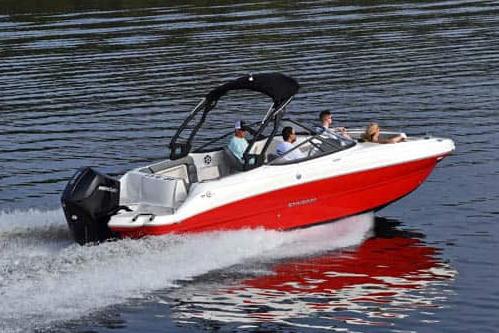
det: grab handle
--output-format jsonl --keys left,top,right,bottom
{"left": 132, "top": 213, "right": 156, "bottom": 222}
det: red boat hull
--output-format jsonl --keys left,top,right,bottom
{"left": 113, "top": 155, "right": 444, "bottom": 238}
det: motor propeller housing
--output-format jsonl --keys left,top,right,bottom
{"left": 61, "top": 167, "right": 120, "bottom": 245}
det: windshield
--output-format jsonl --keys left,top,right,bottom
{"left": 269, "top": 122, "right": 356, "bottom": 165}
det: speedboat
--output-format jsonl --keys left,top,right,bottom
{"left": 61, "top": 73, "right": 455, "bottom": 245}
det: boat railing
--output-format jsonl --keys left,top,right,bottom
{"left": 347, "top": 128, "right": 408, "bottom": 142}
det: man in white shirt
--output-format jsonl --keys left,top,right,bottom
{"left": 228, "top": 120, "right": 249, "bottom": 162}
{"left": 276, "top": 126, "right": 306, "bottom": 161}
{"left": 313, "top": 110, "right": 351, "bottom": 139}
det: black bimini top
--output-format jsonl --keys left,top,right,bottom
{"left": 205, "top": 73, "right": 300, "bottom": 109}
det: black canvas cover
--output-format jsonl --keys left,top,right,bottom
{"left": 205, "top": 73, "right": 299, "bottom": 107}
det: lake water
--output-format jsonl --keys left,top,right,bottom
{"left": 1, "top": 1, "right": 498, "bottom": 332}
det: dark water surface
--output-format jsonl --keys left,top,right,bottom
{"left": 1, "top": 1, "right": 498, "bottom": 332}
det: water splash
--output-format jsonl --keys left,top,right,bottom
{"left": 0, "top": 208, "right": 374, "bottom": 333}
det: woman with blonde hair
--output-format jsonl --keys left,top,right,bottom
{"left": 361, "top": 122, "right": 406, "bottom": 144}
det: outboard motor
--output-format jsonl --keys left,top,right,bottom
{"left": 61, "top": 167, "right": 121, "bottom": 245}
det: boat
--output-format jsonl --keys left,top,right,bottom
{"left": 61, "top": 73, "right": 455, "bottom": 245}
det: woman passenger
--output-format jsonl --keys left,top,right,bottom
{"left": 361, "top": 122, "right": 406, "bottom": 144}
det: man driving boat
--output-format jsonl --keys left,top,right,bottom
{"left": 228, "top": 120, "right": 249, "bottom": 161}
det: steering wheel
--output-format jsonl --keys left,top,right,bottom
{"left": 307, "top": 139, "right": 322, "bottom": 157}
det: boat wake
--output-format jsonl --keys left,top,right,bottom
{"left": 0, "top": 208, "right": 374, "bottom": 333}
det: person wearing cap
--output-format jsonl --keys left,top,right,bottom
{"left": 275, "top": 126, "right": 306, "bottom": 161}
{"left": 313, "top": 110, "right": 351, "bottom": 139}
{"left": 228, "top": 120, "right": 249, "bottom": 162}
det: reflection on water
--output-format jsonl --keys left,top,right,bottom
{"left": 165, "top": 218, "right": 456, "bottom": 332}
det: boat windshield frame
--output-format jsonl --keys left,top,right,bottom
{"left": 267, "top": 119, "right": 356, "bottom": 165}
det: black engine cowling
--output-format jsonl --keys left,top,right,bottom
{"left": 61, "top": 167, "right": 120, "bottom": 245}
